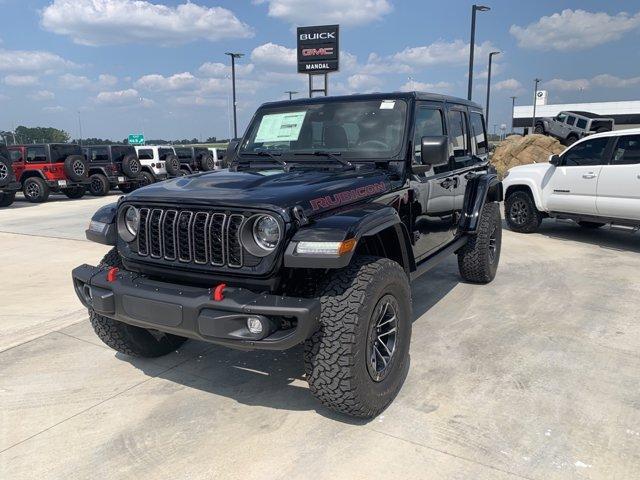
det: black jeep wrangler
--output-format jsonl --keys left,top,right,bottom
{"left": 82, "top": 145, "right": 143, "bottom": 195}
{"left": 172, "top": 146, "right": 216, "bottom": 175}
{"left": 0, "top": 145, "right": 21, "bottom": 207}
{"left": 72, "top": 92, "right": 503, "bottom": 417}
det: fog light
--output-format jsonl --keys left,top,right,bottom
{"left": 247, "top": 316, "right": 264, "bottom": 334}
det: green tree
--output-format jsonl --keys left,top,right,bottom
{"left": 14, "top": 126, "right": 71, "bottom": 144}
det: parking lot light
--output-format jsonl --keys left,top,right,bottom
{"left": 532, "top": 78, "right": 542, "bottom": 132}
{"left": 467, "top": 4, "right": 491, "bottom": 101}
{"left": 485, "top": 51, "right": 500, "bottom": 126}
{"left": 225, "top": 52, "right": 244, "bottom": 139}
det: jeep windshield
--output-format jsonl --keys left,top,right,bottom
{"left": 50, "top": 144, "right": 82, "bottom": 163}
{"left": 240, "top": 99, "right": 408, "bottom": 160}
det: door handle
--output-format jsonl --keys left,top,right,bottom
{"left": 582, "top": 173, "right": 597, "bottom": 179}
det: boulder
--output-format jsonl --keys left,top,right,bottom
{"left": 491, "top": 134, "right": 565, "bottom": 178}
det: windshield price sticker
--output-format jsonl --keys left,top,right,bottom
{"left": 255, "top": 112, "right": 308, "bottom": 142}
{"left": 380, "top": 100, "right": 396, "bottom": 110}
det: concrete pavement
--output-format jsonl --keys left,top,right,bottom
{"left": 1, "top": 193, "right": 639, "bottom": 479}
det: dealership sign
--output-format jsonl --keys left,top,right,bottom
{"left": 297, "top": 25, "right": 339, "bottom": 73}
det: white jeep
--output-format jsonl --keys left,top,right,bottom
{"left": 503, "top": 129, "right": 640, "bottom": 233}
{"left": 133, "top": 146, "right": 181, "bottom": 186}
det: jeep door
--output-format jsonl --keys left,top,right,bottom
{"left": 410, "top": 101, "right": 456, "bottom": 260}
{"left": 596, "top": 134, "right": 640, "bottom": 220}
{"left": 548, "top": 113, "right": 568, "bottom": 138}
{"left": 545, "top": 136, "right": 612, "bottom": 215}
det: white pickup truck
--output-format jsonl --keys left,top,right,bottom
{"left": 503, "top": 129, "right": 640, "bottom": 233}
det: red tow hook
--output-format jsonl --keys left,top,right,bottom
{"left": 106, "top": 267, "right": 119, "bottom": 283}
{"left": 213, "top": 283, "right": 227, "bottom": 302}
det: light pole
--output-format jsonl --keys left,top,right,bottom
{"left": 485, "top": 51, "right": 500, "bottom": 126}
{"left": 285, "top": 91, "right": 298, "bottom": 100}
{"left": 467, "top": 4, "right": 491, "bottom": 101}
{"left": 77, "top": 110, "right": 83, "bottom": 146}
{"left": 532, "top": 78, "right": 541, "bottom": 133}
{"left": 225, "top": 52, "right": 244, "bottom": 139}
{"left": 509, "top": 96, "right": 517, "bottom": 133}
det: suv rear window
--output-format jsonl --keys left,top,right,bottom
{"left": 112, "top": 146, "right": 135, "bottom": 162}
{"left": 27, "top": 146, "right": 47, "bottom": 163}
{"left": 50, "top": 144, "right": 82, "bottom": 163}
{"left": 174, "top": 147, "right": 192, "bottom": 159}
{"left": 137, "top": 149, "right": 153, "bottom": 160}
{"left": 158, "top": 148, "right": 173, "bottom": 160}
{"left": 90, "top": 147, "right": 109, "bottom": 162}
{"left": 576, "top": 118, "right": 588, "bottom": 129}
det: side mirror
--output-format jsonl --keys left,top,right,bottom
{"left": 549, "top": 154, "right": 561, "bottom": 166}
{"left": 420, "top": 135, "right": 449, "bottom": 167}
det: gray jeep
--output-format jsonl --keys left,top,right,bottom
{"left": 535, "top": 111, "right": 614, "bottom": 145}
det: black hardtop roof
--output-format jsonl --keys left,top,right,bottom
{"left": 563, "top": 111, "right": 612, "bottom": 119}
{"left": 11, "top": 143, "right": 80, "bottom": 148}
{"left": 259, "top": 91, "right": 482, "bottom": 110}
{"left": 84, "top": 144, "right": 132, "bottom": 149}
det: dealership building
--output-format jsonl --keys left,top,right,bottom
{"left": 513, "top": 92, "right": 640, "bottom": 131}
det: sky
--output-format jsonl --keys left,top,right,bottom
{"left": 1, "top": 0, "right": 640, "bottom": 141}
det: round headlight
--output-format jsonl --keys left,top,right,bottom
{"left": 124, "top": 206, "right": 139, "bottom": 237}
{"left": 252, "top": 215, "right": 280, "bottom": 251}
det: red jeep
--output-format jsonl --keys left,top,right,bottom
{"left": 0, "top": 145, "right": 21, "bottom": 207}
{"left": 8, "top": 143, "right": 90, "bottom": 203}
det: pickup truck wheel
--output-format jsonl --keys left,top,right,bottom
{"left": 534, "top": 124, "right": 545, "bottom": 134}
{"left": 505, "top": 191, "right": 542, "bottom": 233}
{"left": 23, "top": 177, "right": 50, "bottom": 203}
{"left": 304, "top": 256, "right": 412, "bottom": 418}
{"left": 0, "top": 192, "right": 16, "bottom": 207}
{"left": 89, "top": 247, "right": 188, "bottom": 358}
{"left": 578, "top": 221, "right": 605, "bottom": 229}
{"left": 457, "top": 202, "right": 502, "bottom": 284}
{"left": 63, "top": 186, "right": 86, "bottom": 199}
{"left": 139, "top": 171, "right": 155, "bottom": 187}
{"left": 88, "top": 173, "right": 110, "bottom": 196}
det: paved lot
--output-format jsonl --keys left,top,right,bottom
{"left": 1, "top": 192, "right": 639, "bottom": 479}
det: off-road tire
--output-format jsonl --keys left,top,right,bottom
{"left": 534, "top": 124, "right": 545, "bottom": 135}
{"left": 121, "top": 154, "right": 141, "bottom": 179}
{"left": 139, "top": 171, "right": 155, "bottom": 187}
{"left": 63, "top": 186, "right": 86, "bottom": 199}
{"left": 0, "top": 154, "right": 14, "bottom": 187}
{"left": 63, "top": 155, "right": 88, "bottom": 182}
{"left": 578, "top": 221, "right": 605, "bottom": 229}
{"left": 88, "top": 173, "right": 110, "bottom": 196}
{"left": 0, "top": 192, "right": 15, "bottom": 207}
{"left": 565, "top": 134, "right": 579, "bottom": 146}
{"left": 457, "top": 202, "right": 502, "bottom": 284}
{"left": 165, "top": 155, "right": 180, "bottom": 176}
{"left": 199, "top": 153, "right": 215, "bottom": 171}
{"left": 505, "top": 190, "right": 543, "bottom": 233}
{"left": 89, "top": 247, "right": 188, "bottom": 358}
{"left": 23, "top": 177, "right": 50, "bottom": 203}
{"left": 304, "top": 256, "right": 412, "bottom": 418}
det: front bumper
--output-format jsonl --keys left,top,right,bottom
{"left": 72, "top": 264, "right": 320, "bottom": 351}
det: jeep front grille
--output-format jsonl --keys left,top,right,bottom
{"left": 135, "top": 207, "right": 247, "bottom": 269}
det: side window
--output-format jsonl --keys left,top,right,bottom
{"left": 10, "top": 150, "right": 23, "bottom": 162}
{"left": 612, "top": 135, "right": 640, "bottom": 165}
{"left": 566, "top": 115, "right": 577, "bottom": 126}
{"left": 562, "top": 138, "right": 610, "bottom": 167}
{"left": 470, "top": 112, "right": 488, "bottom": 155}
{"left": 576, "top": 118, "right": 588, "bottom": 129}
{"left": 556, "top": 113, "right": 568, "bottom": 123}
{"left": 447, "top": 109, "right": 470, "bottom": 158}
{"left": 413, "top": 107, "right": 444, "bottom": 164}
{"left": 137, "top": 149, "right": 153, "bottom": 160}
{"left": 91, "top": 147, "right": 109, "bottom": 162}
{"left": 158, "top": 148, "right": 173, "bottom": 160}
{"left": 26, "top": 146, "right": 47, "bottom": 163}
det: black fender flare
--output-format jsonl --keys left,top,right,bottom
{"left": 459, "top": 172, "right": 503, "bottom": 233}
{"left": 284, "top": 204, "right": 414, "bottom": 271}
{"left": 85, "top": 202, "right": 118, "bottom": 245}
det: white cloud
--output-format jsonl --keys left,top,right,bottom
{"left": 347, "top": 74, "right": 382, "bottom": 92}
{"left": 251, "top": 43, "right": 296, "bottom": 68}
{"left": 393, "top": 40, "right": 498, "bottom": 67}
{"left": 198, "top": 62, "right": 254, "bottom": 78}
{"left": 171, "top": 96, "right": 227, "bottom": 108}
{"left": 28, "top": 90, "right": 56, "bottom": 101}
{"left": 134, "top": 72, "right": 197, "bottom": 91}
{"left": 400, "top": 80, "right": 453, "bottom": 92}
{"left": 58, "top": 73, "right": 91, "bottom": 89}
{"left": 255, "top": 0, "right": 392, "bottom": 26}
{"left": 95, "top": 88, "right": 140, "bottom": 105}
{"left": 43, "top": 105, "right": 65, "bottom": 113}
{"left": 544, "top": 78, "right": 590, "bottom": 91}
{"left": 591, "top": 74, "right": 640, "bottom": 88}
{"left": 493, "top": 78, "right": 523, "bottom": 92}
{"left": 4, "top": 75, "right": 39, "bottom": 86}
{"left": 0, "top": 48, "right": 75, "bottom": 73}
{"left": 98, "top": 74, "right": 118, "bottom": 87}
{"left": 510, "top": 9, "right": 640, "bottom": 51}
{"left": 41, "top": 0, "right": 253, "bottom": 46}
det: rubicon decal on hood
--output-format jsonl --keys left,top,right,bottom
{"left": 310, "top": 182, "right": 387, "bottom": 211}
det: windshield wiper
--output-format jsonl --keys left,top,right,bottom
{"left": 293, "top": 151, "right": 354, "bottom": 170}
{"left": 240, "top": 151, "right": 287, "bottom": 167}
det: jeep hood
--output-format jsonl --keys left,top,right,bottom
{"left": 125, "top": 168, "right": 394, "bottom": 216}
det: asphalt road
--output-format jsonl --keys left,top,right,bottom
{"left": 1, "top": 191, "right": 639, "bottom": 479}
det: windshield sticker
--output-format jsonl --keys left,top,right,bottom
{"left": 380, "top": 100, "right": 396, "bottom": 110}
{"left": 255, "top": 112, "right": 307, "bottom": 143}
